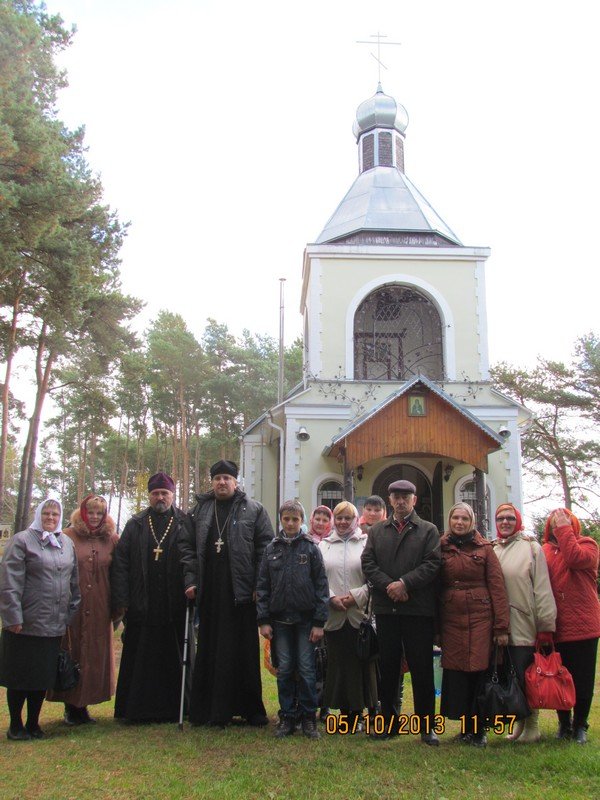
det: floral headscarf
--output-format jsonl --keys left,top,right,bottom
{"left": 309, "top": 505, "right": 334, "bottom": 543}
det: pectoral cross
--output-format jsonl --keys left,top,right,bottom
{"left": 215, "top": 537, "right": 224, "bottom": 554}
{"left": 153, "top": 546, "right": 163, "bottom": 561}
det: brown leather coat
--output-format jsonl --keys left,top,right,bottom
{"left": 47, "top": 511, "right": 119, "bottom": 706}
{"left": 439, "top": 532, "right": 510, "bottom": 672}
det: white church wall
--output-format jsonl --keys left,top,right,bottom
{"left": 304, "top": 248, "right": 490, "bottom": 384}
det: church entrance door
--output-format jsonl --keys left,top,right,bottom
{"left": 372, "top": 464, "right": 435, "bottom": 523}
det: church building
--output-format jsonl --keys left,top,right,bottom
{"left": 240, "top": 83, "right": 530, "bottom": 536}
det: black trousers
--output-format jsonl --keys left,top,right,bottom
{"left": 376, "top": 614, "right": 435, "bottom": 724}
{"left": 556, "top": 637, "right": 598, "bottom": 728}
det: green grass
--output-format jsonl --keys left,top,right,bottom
{"left": 1, "top": 651, "right": 598, "bottom": 800}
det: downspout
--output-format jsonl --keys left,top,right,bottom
{"left": 238, "top": 435, "right": 245, "bottom": 492}
{"left": 267, "top": 411, "right": 285, "bottom": 508}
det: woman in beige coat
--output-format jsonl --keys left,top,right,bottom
{"left": 493, "top": 503, "right": 556, "bottom": 743}
{"left": 47, "top": 495, "right": 119, "bottom": 725}
{"left": 318, "top": 501, "right": 377, "bottom": 728}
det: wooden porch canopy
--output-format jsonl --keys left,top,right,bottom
{"left": 324, "top": 377, "right": 503, "bottom": 473}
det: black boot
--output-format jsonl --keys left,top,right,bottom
{"left": 274, "top": 715, "right": 295, "bottom": 738}
{"left": 556, "top": 710, "right": 572, "bottom": 740}
{"left": 572, "top": 719, "right": 589, "bottom": 745}
{"left": 301, "top": 714, "right": 321, "bottom": 740}
{"left": 64, "top": 703, "right": 83, "bottom": 726}
{"left": 80, "top": 707, "right": 97, "bottom": 725}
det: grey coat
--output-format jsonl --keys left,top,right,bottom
{"left": 0, "top": 528, "right": 81, "bottom": 637}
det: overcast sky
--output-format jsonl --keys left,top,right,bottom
{"left": 43, "top": 0, "right": 599, "bottom": 369}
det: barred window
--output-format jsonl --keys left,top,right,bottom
{"left": 317, "top": 480, "right": 343, "bottom": 510}
{"left": 354, "top": 285, "right": 443, "bottom": 381}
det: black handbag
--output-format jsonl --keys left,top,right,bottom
{"left": 475, "top": 645, "right": 530, "bottom": 724}
{"left": 356, "top": 587, "right": 379, "bottom": 661}
{"left": 54, "top": 630, "right": 80, "bottom": 692}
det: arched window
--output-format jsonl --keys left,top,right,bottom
{"left": 354, "top": 285, "right": 443, "bottom": 381}
{"left": 317, "top": 480, "right": 343, "bottom": 511}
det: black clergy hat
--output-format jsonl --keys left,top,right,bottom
{"left": 210, "top": 460, "right": 238, "bottom": 479}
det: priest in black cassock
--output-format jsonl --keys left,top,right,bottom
{"left": 111, "top": 472, "right": 189, "bottom": 723}
{"left": 180, "top": 460, "right": 274, "bottom": 726}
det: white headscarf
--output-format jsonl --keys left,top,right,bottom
{"left": 31, "top": 498, "right": 63, "bottom": 548}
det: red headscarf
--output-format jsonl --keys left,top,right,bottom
{"left": 494, "top": 503, "right": 524, "bottom": 539}
{"left": 309, "top": 505, "right": 333, "bottom": 543}
{"left": 543, "top": 508, "right": 581, "bottom": 543}
{"left": 80, "top": 494, "right": 108, "bottom": 533}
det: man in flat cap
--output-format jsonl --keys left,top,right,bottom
{"left": 180, "top": 460, "right": 274, "bottom": 726}
{"left": 361, "top": 479, "right": 441, "bottom": 745}
{"left": 111, "top": 472, "right": 189, "bottom": 722}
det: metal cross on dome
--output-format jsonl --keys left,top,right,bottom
{"left": 356, "top": 32, "right": 402, "bottom": 84}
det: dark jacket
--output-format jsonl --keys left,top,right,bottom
{"left": 439, "top": 531, "right": 510, "bottom": 671}
{"left": 180, "top": 489, "right": 274, "bottom": 605}
{"left": 110, "top": 506, "right": 188, "bottom": 623}
{"left": 361, "top": 512, "right": 441, "bottom": 617}
{"left": 256, "top": 532, "right": 329, "bottom": 628}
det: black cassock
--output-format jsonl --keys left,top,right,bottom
{"left": 189, "top": 498, "right": 266, "bottom": 725}
{"left": 114, "top": 509, "right": 186, "bottom": 722}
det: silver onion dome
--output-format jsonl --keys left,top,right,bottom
{"left": 352, "top": 83, "right": 409, "bottom": 140}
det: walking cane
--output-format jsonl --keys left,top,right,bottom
{"left": 178, "top": 599, "right": 194, "bottom": 731}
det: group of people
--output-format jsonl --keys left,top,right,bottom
{"left": 0, "top": 465, "right": 598, "bottom": 749}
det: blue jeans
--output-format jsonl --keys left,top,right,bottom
{"left": 273, "top": 620, "right": 317, "bottom": 718}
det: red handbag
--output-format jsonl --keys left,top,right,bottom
{"left": 525, "top": 644, "right": 576, "bottom": 710}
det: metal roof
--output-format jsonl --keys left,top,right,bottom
{"left": 316, "top": 167, "right": 461, "bottom": 245}
{"left": 324, "top": 375, "right": 503, "bottom": 453}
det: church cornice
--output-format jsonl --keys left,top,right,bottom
{"left": 304, "top": 244, "right": 491, "bottom": 259}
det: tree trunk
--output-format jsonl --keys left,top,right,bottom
{"left": 116, "top": 417, "right": 130, "bottom": 530}
{"left": 0, "top": 287, "right": 23, "bottom": 515}
{"left": 14, "top": 327, "right": 55, "bottom": 532}
{"left": 171, "top": 423, "right": 178, "bottom": 487}
{"left": 194, "top": 422, "right": 201, "bottom": 495}
{"left": 108, "top": 414, "right": 123, "bottom": 513}
{"left": 89, "top": 428, "right": 96, "bottom": 493}
{"left": 179, "top": 383, "right": 189, "bottom": 510}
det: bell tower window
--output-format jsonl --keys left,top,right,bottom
{"left": 354, "top": 285, "right": 444, "bottom": 381}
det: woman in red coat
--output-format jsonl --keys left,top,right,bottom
{"left": 439, "top": 502, "right": 510, "bottom": 747}
{"left": 543, "top": 508, "right": 600, "bottom": 744}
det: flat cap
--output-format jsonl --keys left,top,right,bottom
{"left": 388, "top": 479, "right": 416, "bottom": 495}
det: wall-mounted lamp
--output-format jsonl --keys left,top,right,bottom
{"left": 356, "top": 465, "right": 364, "bottom": 481}
{"left": 443, "top": 463, "right": 455, "bottom": 482}
{"left": 296, "top": 426, "right": 310, "bottom": 442}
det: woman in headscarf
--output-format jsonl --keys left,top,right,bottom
{"left": 0, "top": 499, "right": 80, "bottom": 740}
{"left": 439, "top": 502, "right": 510, "bottom": 747}
{"left": 309, "top": 505, "right": 333, "bottom": 544}
{"left": 543, "top": 508, "right": 600, "bottom": 744}
{"left": 493, "top": 503, "right": 556, "bottom": 743}
{"left": 358, "top": 495, "right": 387, "bottom": 533}
{"left": 47, "top": 494, "right": 119, "bottom": 725}
{"left": 318, "top": 501, "right": 377, "bottom": 730}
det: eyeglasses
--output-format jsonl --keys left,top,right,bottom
{"left": 496, "top": 516, "right": 517, "bottom": 523}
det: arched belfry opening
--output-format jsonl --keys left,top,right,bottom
{"left": 354, "top": 284, "right": 444, "bottom": 381}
